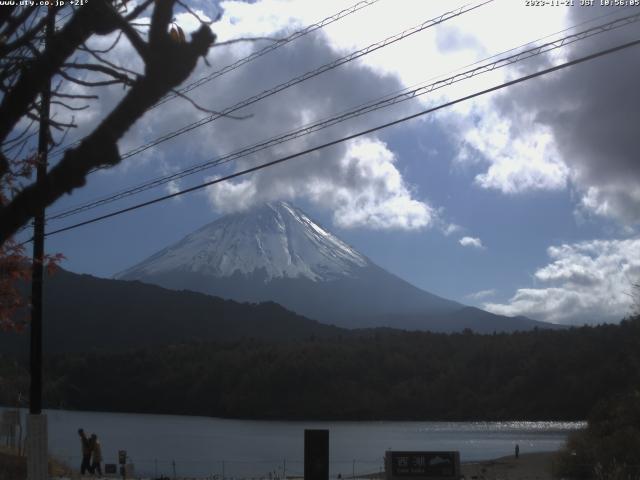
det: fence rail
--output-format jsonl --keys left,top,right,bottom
{"left": 52, "top": 455, "right": 385, "bottom": 480}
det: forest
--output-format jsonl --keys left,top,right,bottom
{"left": 1, "top": 317, "right": 639, "bottom": 420}
{"left": 554, "top": 390, "right": 640, "bottom": 478}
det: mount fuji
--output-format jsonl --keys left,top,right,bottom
{"left": 116, "top": 202, "right": 553, "bottom": 332}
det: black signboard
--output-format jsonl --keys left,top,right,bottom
{"left": 387, "top": 451, "right": 460, "bottom": 479}
{"left": 304, "top": 429, "right": 329, "bottom": 480}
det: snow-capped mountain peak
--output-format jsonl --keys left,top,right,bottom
{"left": 115, "top": 202, "right": 548, "bottom": 333}
{"left": 116, "top": 202, "right": 369, "bottom": 282}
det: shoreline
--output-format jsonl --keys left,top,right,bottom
{"left": 1, "top": 403, "right": 589, "bottom": 424}
{"left": 461, "top": 452, "right": 557, "bottom": 480}
{"left": 3, "top": 447, "right": 559, "bottom": 480}
{"left": 354, "top": 452, "right": 559, "bottom": 480}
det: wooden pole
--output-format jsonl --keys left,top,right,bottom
{"left": 30, "top": 5, "right": 54, "bottom": 417}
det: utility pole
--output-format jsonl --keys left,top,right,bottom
{"left": 27, "top": 6, "right": 55, "bottom": 480}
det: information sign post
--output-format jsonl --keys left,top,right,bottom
{"left": 385, "top": 451, "right": 461, "bottom": 480}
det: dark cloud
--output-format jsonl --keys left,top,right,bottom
{"left": 493, "top": 5, "right": 640, "bottom": 223}
{"left": 96, "top": 12, "right": 435, "bottom": 229}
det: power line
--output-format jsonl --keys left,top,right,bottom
{"left": 46, "top": 10, "right": 638, "bottom": 220}
{"left": 45, "top": 11, "right": 640, "bottom": 222}
{"left": 113, "top": 0, "right": 493, "bottom": 162}
{"left": 44, "top": 0, "right": 494, "bottom": 219}
{"left": 394, "top": 3, "right": 637, "bottom": 88}
{"left": 51, "top": 0, "right": 494, "bottom": 167}
{"left": 49, "top": 6, "right": 633, "bottom": 219}
{"left": 48, "top": 0, "right": 384, "bottom": 158}
{"left": 35, "top": 36, "right": 640, "bottom": 241}
{"left": 153, "top": 0, "right": 384, "bottom": 109}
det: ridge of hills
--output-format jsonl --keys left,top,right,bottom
{"left": 1, "top": 267, "right": 560, "bottom": 357}
{"left": 0, "top": 269, "right": 345, "bottom": 356}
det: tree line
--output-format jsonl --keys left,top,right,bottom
{"left": 2, "top": 317, "right": 638, "bottom": 420}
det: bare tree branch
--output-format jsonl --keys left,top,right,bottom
{"left": 149, "top": 0, "right": 174, "bottom": 49}
{"left": 58, "top": 70, "right": 127, "bottom": 87}
{"left": 0, "top": 11, "right": 48, "bottom": 58}
{"left": 124, "top": 0, "right": 155, "bottom": 21}
{"left": 63, "top": 62, "right": 137, "bottom": 84}
{"left": 0, "top": 1, "right": 119, "bottom": 143}
{"left": 81, "top": 42, "right": 143, "bottom": 78}
{"left": 109, "top": 11, "right": 149, "bottom": 60}
{"left": 52, "top": 92, "right": 99, "bottom": 100}
{"left": 0, "top": 6, "right": 36, "bottom": 43}
{"left": 79, "top": 30, "right": 123, "bottom": 54}
{"left": 48, "top": 118, "right": 78, "bottom": 131}
{"left": 50, "top": 100, "right": 90, "bottom": 112}
{"left": 0, "top": 5, "right": 17, "bottom": 29}
{"left": 170, "top": 88, "right": 252, "bottom": 119}
{"left": 0, "top": 4, "right": 216, "bottom": 243}
{"left": 1, "top": 117, "right": 37, "bottom": 148}
{"left": 176, "top": 0, "right": 213, "bottom": 26}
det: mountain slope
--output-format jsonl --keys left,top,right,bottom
{"left": 116, "top": 201, "right": 369, "bottom": 282}
{"left": 117, "top": 202, "right": 555, "bottom": 332}
{"left": 116, "top": 202, "right": 466, "bottom": 328}
{"left": 0, "top": 269, "right": 346, "bottom": 355}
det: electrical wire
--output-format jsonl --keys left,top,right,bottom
{"left": 154, "top": 0, "right": 384, "bottom": 109}
{"left": 31, "top": 36, "right": 640, "bottom": 241}
{"left": 49, "top": 0, "right": 494, "bottom": 165}
{"left": 44, "top": 10, "right": 640, "bottom": 222}
{"left": 47, "top": 0, "right": 384, "bottom": 158}
{"left": 46, "top": 4, "right": 633, "bottom": 219}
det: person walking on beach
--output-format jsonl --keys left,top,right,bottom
{"left": 515, "top": 444, "right": 520, "bottom": 459}
{"left": 78, "top": 428, "right": 92, "bottom": 475}
{"left": 89, "top": 433, "right": 103, "bottom": 476}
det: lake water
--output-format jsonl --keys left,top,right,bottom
{"left": 2, "top": 408, "right": 584, "bottom": 478}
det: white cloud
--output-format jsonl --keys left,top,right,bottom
{"left": 455, "top": 108, "right": 569, "bottom": 194}
{"left": 484, "top": 238, "right": 640, "bottom": 325}
{"left": 206, "top": 138, "right": 434, "bottom": 230}
{"left": 47, "top": 0, "right": 580, "bottom": 231}
{"left": 469, "top": 5, "right": 640, "bottom": 225}
{"left": 125, "top": 0, "right": 572, "bottom": 224}
{"left": 467, "top": 289, "right": 496, "bottom": 300}
{"left": 302, "top": 138, "right": 435, "bottom": 230}
{"left": 206, "top": 176, "right": 257, "bottom": 212}
{"left": 424, "top": 3, "right": 640, "bottom": 228}
{"left": 442, "top": 223, "right": 462, "bottom": 236}
{"left": 76, "top": 0, "right": 448, "bottom": 232}
{"left": 578, "top": 185, "right": 640, "bottom": 225}
{"left": 459, "top": 236, "right": 484, "bottom": 249}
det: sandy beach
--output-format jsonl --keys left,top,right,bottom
{"left": 461, "top": 452, "right": 556, "bottom": 480}
{"left": 3, "top": 447, "right": 559, "bottom": 480}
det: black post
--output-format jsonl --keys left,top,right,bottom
{"left": 30, "top": 8, "right": 54, "bottom": 415}
{"left": 304, "top": 429, "right": 329, "bottom": 480}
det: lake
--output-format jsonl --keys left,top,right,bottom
{"left": 2, "top": 408, "right": 584, "bottom": 478}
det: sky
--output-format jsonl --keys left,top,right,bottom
{"left": 20, "top": 0, "right": 640, "bottom": 326}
